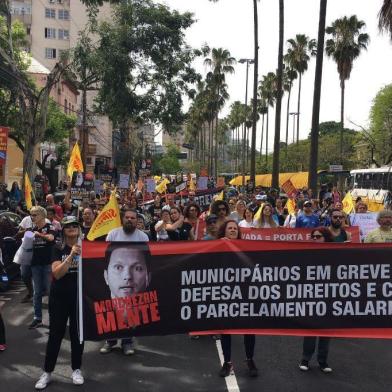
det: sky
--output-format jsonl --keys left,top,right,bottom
{"left": 157, "top": 0, "right": 392, "bottom": 154}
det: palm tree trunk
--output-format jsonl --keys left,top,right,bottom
{"left": 260, "top": 113, "right": 265, "bottom": 160}
{"left": 308, "top": 0, "right": 327, "bottom": 191}
{"left": 250, "top": 0, "right": 259, "bottom": 185}
{"left": 215, "top": 114, "right": 219, "bottom": 179}
{"left": 340, "top": 79, "right": 345, "bottom": 164}
{"left": 296, "top": 73, "right": 302, "bottom": 144}
{"left": 242, "top": 123, "right": 246, "bottom": 176}
{"left": 272, "top": 0, "right": 284, "bottom": 189}
{"left": 208, "top": 120, "right": 212, "bottom": 174}
{"left": 285, "top": 84, "right": 292, "bottom": 155}
{"left": 265, "top": 109, "right": 269, "bottom": 166}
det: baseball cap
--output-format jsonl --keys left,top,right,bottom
{"left": 303, "top": 201, "right": 312, "bottom": 207}
{"left": 255, "top": 194, "right": 267, "bottom": 201}
{"left": 61, "top": 216, "right": 81, "bottom": 228}
{"left": 206, "top": 214, "right": 218, "bottom": 224}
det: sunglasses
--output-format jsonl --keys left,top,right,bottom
{"left": 311, "top": 234, "right": 323, "bottom": 239}
{"left": 332, "top": 216, "right": 343, "bottom": 220}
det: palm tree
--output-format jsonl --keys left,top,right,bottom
{"left": 379, "top": 0, "right": 392, "bottom": 40}
{"left": 283, "top": 66, "right": 297, "bottom": 153}
{"left": 272, "top": 0, "right": 284, "bottom": 189}
{"left": 257, "top": 100, "right": 268, "bottom": 160}
{"left": 259, "top": 72, "right": 277, "bottom": 168}
{"left": 285, "top": 34, "right": 317, "bottom": 144}
{"left": 325, "top": 15, "right": 369, "bottom": 162}
{"left": 204, "top": 47, "right": 236, "bottom": 178}
{"left": 308, "top": 0, "right": 328, "bottom": 191}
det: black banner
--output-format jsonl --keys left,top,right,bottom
{"left": 81, "top": 240, "right": 392, "bottom": 341}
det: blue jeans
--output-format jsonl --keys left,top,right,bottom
{"left": 31, "top": 265, "right": 51, "bottom": 321}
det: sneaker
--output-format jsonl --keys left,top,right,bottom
{"left": 319, "top": 363, "right": 333, "bottom": 373}
{"left": 99, "top": 341, "right": 115, "bottom": 354}
{"left": 35, "top": 372, "right": 51, "bottom": 390}
{"left": 219, "top": 361, "right": 233, "bottom": 377}
{"left": 21, "top": 294, "right": 32, "bottom": 303}
{"left": 0, "top": 344, "right": 6, "bottom": 351}
{"left": 246, "top": 359, "right": 258, "bottom": 377}
{"left": 299, "top": 359, "right": 310, "bottom": 371}
{"left": 72, "top": 369, "right": 84, "bottom": 385}
{"left": 122, "top": 343, "right": 135, "bottom": 356}
{"left": 28, "top": 319, "right": 43, "bottom": 329}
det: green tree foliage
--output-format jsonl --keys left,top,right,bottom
{"left": 93, "top": 1, "right": 200, "bottom": 132}
{"left": 153, "top": 144, "right": 181, "bottom": 175}
{"left": 369, "top": 84, "right": 392, "bottom": 165}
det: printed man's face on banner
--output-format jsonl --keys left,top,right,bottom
{"left": 104, "top": 247, "right": 150, "bottom": 298}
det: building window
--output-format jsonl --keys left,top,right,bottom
{"left": 45, "top": 8, "right": 56, "bottom": 18}
{"left": 44, "top": 27, "right": 56, "bottom": 39}
{"left": 64, "top": 99, "right": 68, "bottom": 114}
{"left": 58, "top": 9, "right": 69, "bottom": 20}
{"left": 45, "top": 48, "right": 56, "bottom": 59}
{"left": 26, "top": 25, "right": 31, "bottom": 35}
{"left": 58, "top": 29, "right": 69, "bottom": 40}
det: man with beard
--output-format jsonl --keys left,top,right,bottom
{"left": 328, "top": 209, "right": 351, "bottom": 243}
{"left": 106, "top": 209, "right": 149, "bottom": 242}
{"left": 100, "top": 209, "right": 149, "bottom": 355}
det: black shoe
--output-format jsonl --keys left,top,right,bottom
{"left": 28, "top": 319, "right": 43, "bottom": 329}
{"left": 246, "top": 359, "right": 258, "bottom": 377}
{"left": 319, "top": 362, "right": 333, "bottom": 373}
{"left": 219, "top": 362, "right": 233, "bottom": 377}
{"left": 299, "top": 359, "right": 310, "bottom": 371}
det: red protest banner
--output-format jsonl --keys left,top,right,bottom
{"left": 82, "top": 240, "right": 392, "bottom": 341}
{"left": 0, "top": 126, "right": 9, "bottom": 165}
{"left": 240, "top": 226, "right": 361, "bottom": 243}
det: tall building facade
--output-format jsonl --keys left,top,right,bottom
{"left": 9, "top": 0, "right": 114, "bottom": 182}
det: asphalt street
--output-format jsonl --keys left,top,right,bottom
{"left": 1, "top": 280, "right": 392, "bottom": 392}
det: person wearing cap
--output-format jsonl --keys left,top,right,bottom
{"left": 35, "top": 216, "right": 84, "bottom": 390}
{"left": 28, "top": 206, "right": 56, "bottom": 330}
{"left": 203, "top": 214, "right": 219, "bottom": 240}
{"left": 365, "top": 210, "right": 392, "bottom": 243}
{"left": 295, "top": 200, "right": 320, "bottom": 228}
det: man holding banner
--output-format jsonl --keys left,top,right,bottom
{"left": 100, "top": 208, "right": 149, "bottom": 356}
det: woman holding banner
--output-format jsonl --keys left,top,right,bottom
{"left": 298, "top": 227, "right": 333, "bottom": 374}
{"left": 35, "top": 216, "right": 84, "bottom": 390}
{"left": 217, "top": 220, "right": 258, "bottom": 378}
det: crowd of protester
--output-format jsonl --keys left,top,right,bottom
{"left": 0, "top": 178, "right": 391, "bottom": 389}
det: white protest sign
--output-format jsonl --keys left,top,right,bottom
{"left": 349, "top": 213, "right": 379, "bottom": 241}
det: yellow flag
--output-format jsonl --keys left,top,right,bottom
{"left": 156, "top": 178, "right": 169, "bottom": 194}
{"left": 87, "top": 191, "right": 121, "bottom": 241}
{"left": 214, "top": 190, "right": 224, "bottom": 201}
{"left": 24, "top": 173, "right": 33, "bottom": 210}
{"left": 286, "top": 198, "right": 296, "bottom": 215}
{"left": 67, "top": 143, "right": 84, "bottom": 179}
{"left": 342, "top": 192, "right": 354, "bottom": 215}
{"left": 253, "top": 203, "right": 265, "bottom": 222}
{"left": 189, "top": 179, "right": 196, "bottom": 191}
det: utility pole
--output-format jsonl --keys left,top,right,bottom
{"left": 239, "top": 58, "right": 254, "bottom": 186}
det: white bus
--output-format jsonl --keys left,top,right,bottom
{"left": 349, "top": 167, "right": 392, "bottom": 209}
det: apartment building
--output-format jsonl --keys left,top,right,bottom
{"left": 9, "top": 0, "right": 114, "bottom": 183}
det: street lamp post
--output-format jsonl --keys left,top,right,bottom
{"left": 290, "top": 112, "right": 299, "bottom": 144}
{"left": 239, "top": 58, "right": 254, "bottom": 185}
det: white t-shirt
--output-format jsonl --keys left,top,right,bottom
{"left": 155, "top": 220, "right": 169, "bottom": 241}
{"left": 19, "top": 216, "right": 50, "bottom": 229}
{"left": 238, "top": 220, "right": 254, "bottom": 228}
{"left": 106, "top": 227, "right": 149, "bottom": 242}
